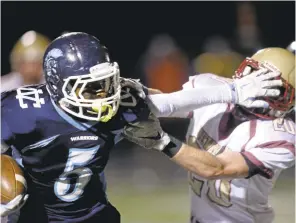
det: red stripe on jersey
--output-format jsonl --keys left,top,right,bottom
{"left": 242, "top": 151, "right": 274, "bottom": 179}
{"left": 250, "top": 120, "right": 257, "bottom": 139}
{"left": 256, "top": 141, "right": 295, "bottom": 156}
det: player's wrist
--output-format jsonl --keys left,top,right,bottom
{"left": 161, "top": 134, "right": 183, "bottom": 158}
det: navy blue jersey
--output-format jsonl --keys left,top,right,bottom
{"left": 1, "top": 84, "right": 149, "bottom": 222}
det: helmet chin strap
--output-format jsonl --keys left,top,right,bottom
{"left": 91, "top": 104, "right": 114, "bottom": 122}
{"left": 59, "top": 99, "right": 116, "bottom": 122}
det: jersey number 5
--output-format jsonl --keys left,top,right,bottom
{"left": 189, "top": 173, "right": 232, "bottom": 207}
{"left": 54, "top": 146, "right": 100, "bottom": 202}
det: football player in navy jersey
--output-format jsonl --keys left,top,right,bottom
{"left": 1, "top": 32, "right": 283, "bottom": 223}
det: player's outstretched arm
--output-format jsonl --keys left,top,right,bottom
{"left": 169, "top": 144, "right": 249, "bottom": 179}
{"left": 123, "top": 113, "right": 248, "bottom": 180}
{"left": 172, "top": 129, "right": 295, "bottom": 180}
{"left": 121, "top": 68, "right": 283, "bottom": 118}
{"left": 147, "top": 68, "right": 282, "bottom": 117}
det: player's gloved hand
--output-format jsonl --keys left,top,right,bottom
{"left": 120, "top": 77, "right": 147, "bottom": 99}
{"left": 122, "top": 112, "right": 171, "bottom": 151}
{"left": 232, "top": 67, "right": 282, "bottom": 108}
{"left": 0, "top": 194, "right": 28, "bottom": 217}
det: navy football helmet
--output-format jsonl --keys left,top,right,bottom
{"left": 43, "top": 32, "right": 121, "bottom": 122}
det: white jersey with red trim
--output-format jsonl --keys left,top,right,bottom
{"left": 183, "top": 74, "right": 295, "bottom": 223}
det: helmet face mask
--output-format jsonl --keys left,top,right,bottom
{"left": 59, "top": 62, "right": 121, "bottom": 122}
{"left": 44, "top": 32, "right": 121, "bottom": 122}
{"left": 234, "top": 48, "right": 295, "bottom": 119}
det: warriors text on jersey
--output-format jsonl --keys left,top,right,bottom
{"left": 1, "top": 84, "right": 150, "bottom": 223}
{"left": 183, "top": 74, "right": 295, "bottom": 223}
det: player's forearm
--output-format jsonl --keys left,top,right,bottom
{"left": 164, "top": 141, "right": 249, "bottom": 179}
{"left": 146, "top": 88, "right": 191, "bottom": 118}
{"left": 168, "top": 143, "right": 225, "bottom": 179}
{"left": 146, "top": 83, "right": 235, "bottom": 117}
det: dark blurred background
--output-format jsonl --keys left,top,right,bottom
{"left": 2, "top": 2, "right": 295, "bottom": 75}
{"left": 1, "top": 1, "right": 295, "bottom": 223}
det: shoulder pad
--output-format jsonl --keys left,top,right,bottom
{"left": 255, "top": 119, "right": 295, "bottom": 145}
{"left": 1, "top": 89, "right": 18, "bottom": 108}
{"left": 2, "top": 84, "right": 47, "bottom": 108}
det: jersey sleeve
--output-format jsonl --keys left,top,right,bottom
{"left": 241, "top": 139, "right": 295, "bottom": 179}
{"left": 147, "top": 73, "right": 233, "bottom": 118}
{"left": 147, "top": 75, "right": 202, "bottom": 118}
{"left": 182, "top": 73, "right": 232, "bottom": 90}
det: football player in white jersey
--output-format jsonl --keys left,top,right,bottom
{"left": 123, "top": 47, "right": 295, "bottom": 223}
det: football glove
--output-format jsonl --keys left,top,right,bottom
{"left": 122, "top": 113, "right": 171, "bottom": 151}
{"left": 233, "top": 68, "right": 282, "bottom": 108}
{"left": 120, "top": 78, "right": 147, "bottom": 100}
